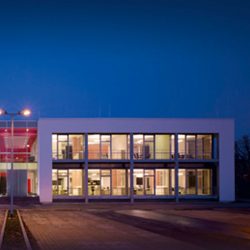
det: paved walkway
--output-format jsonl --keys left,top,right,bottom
{"left": 20, "top": 209, "right": 201, "bottom": 250}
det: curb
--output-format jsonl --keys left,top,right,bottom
{"left": 17, "top": 210, "right": 32, "bottom": 250}
{"left": 0, "top": 210, "right": 8, "bottom": 249}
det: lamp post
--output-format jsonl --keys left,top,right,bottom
{"left": 0, "top": 108, "right": 31, "bottom": 216}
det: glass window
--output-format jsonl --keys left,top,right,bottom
{"left": 144, "top": 135, "right": 154, "bottom": 159}
{"left": 186, "top": 169, "right": 196, "bottom": 194}
{"left": 57, "top": 135, "right": 68, "bottom": 160}
{"left": 197, "top": 135, "right": 212, "bottom": 160}
{"left": 69, "top": 135, "right": 84, "bottom": 160}
{"left": 57, "top": 170, "right": 68, "bottom": 195}
{"left": 156, "top": 169, "right": 170, "bottom": 195}
{"left": 197, "top": 169, "right": 211, "bottom": 195}
{"left": 155, "top": 135, "right": 174, "bottom": 159}
{"left": 186, "top": 135, "right": 196, "bottom": 159}
{"left": 100, "top": 169, "right": 111, "bottom": 195}
{"left": 52, "top": 170, "right": 58, "bottom": 195}
{"left": 171, "top": 169, "right": 175, "bottom": 195}
{"left": 178, "top": 169, "right": 186, "bottom": 195}
{"left": 144, "top": 169, "right": 154, "bottom": 195}
{"left": 133, "top": 135, "right": 143, "bottom": 160}
{"left": 69, "top": 170, "right": 83, "bottom": 196}
{"left": 52, "top": 134, "right": 84, "bottom": 160}
{"left": 178, "top": 169, "right": 212, "bottom": 196}
{"left": 133, "top": 169, "right": 155, "bottom": 195}
{"left": 112, "top": 169, "right": 127, "bottom": 195}
{"left": 52, "top": 169, "right": 83, "bottom": 196}
{"left": 111, "top": 135, "right": 128, "bottom": 160}
{"left": 88, "top": 169, "right": 100, "bottom": 195}
{"left": 88, "top": 134, "right": 100, "bottom": 159}
{"left": 133, "top": 169, "right": 144, "bottom": 195}
{"left": 101, "top": 135, "right": 111, "bottom": 159}
{"left": 178, "top": 135, "right": 185, "bottom": 159}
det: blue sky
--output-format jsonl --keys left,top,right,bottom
{"left": 0, "top": 0, "right": 249, "bottom": 137}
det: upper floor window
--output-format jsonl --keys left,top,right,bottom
{"left": 133, "top": 134, "right": 175, "bottom": 160}
{"left": 88, "top": 134, "right": 129, "bottom": 160}
{"left": 178, "top": 134, "right": 213, "bottom": 160}
{"left": 52, "top": 134, "right": 84, "bottom": 160}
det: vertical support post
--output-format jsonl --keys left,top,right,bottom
{"left": 130, "top": 133, "right": 134, "bottom": 203}
{"left": 174, "top": 133, "right": 179, "bottom": 202}
{"left": 84, "top": 133, "right": 88, "bottom": 203}
{"left": 10, "top": 116, "right": 14, "bottom": 216}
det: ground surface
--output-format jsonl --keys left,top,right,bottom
{"left": 14, "top": 202, "right": 250, "bottom": 250}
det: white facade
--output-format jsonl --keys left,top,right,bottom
{"left": 38, "top": 118, "right": 235, "bottom": 203}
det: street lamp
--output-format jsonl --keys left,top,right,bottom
{"left": 0, "top": 108, "right": 31, "bottom": 216}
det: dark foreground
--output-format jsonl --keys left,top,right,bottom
{"left": 3, "top": 202, "right": 250, "bottom": 250}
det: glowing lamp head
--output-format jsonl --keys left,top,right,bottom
{"left": 0, "top": 109, "right": 6, "bottom": 115}
{"left": 20, "top": 109, "right": 31, "bottom": 117}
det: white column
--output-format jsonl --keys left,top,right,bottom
{"left": 84, "top": 133, "right": 88, "bottom": 203}
{"left": 130, "top": 133, "right": 134, "bottom": 203}
{"left": 174, "top": 133, "right": 179, "bottom": 202}
{"left": 38, "top": 128, "right": 53, "bottom": 203}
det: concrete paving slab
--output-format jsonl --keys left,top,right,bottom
{"left": 20, "top": 209, "right": 201, "bottom": 250}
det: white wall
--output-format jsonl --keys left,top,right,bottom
{"left": 38, "top": 118, "right": 235, "bottom": 203}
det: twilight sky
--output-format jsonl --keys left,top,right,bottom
{"left": 0, "top": 0, "right": 249, "bottom": 138}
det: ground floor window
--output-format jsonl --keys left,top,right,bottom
{"left": 88, "top": 169, "right": 128, "bottom": 196}
{"left": 51, "top": 167, "right": 214, "bottom": 198}
{"left": 178, "top": 169, "right": 212, "bottom": 195}
{"left": 52, "top": 169, "right": 83, "bottom": 196}
{"left": 0, "top": 163, "right": 38, "bottom": 197}
{"left": 133, "top": 169, "right": 175, "bottom": 196}
{"left": 156, "top": 169, "right": 175, "bottom": 195}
